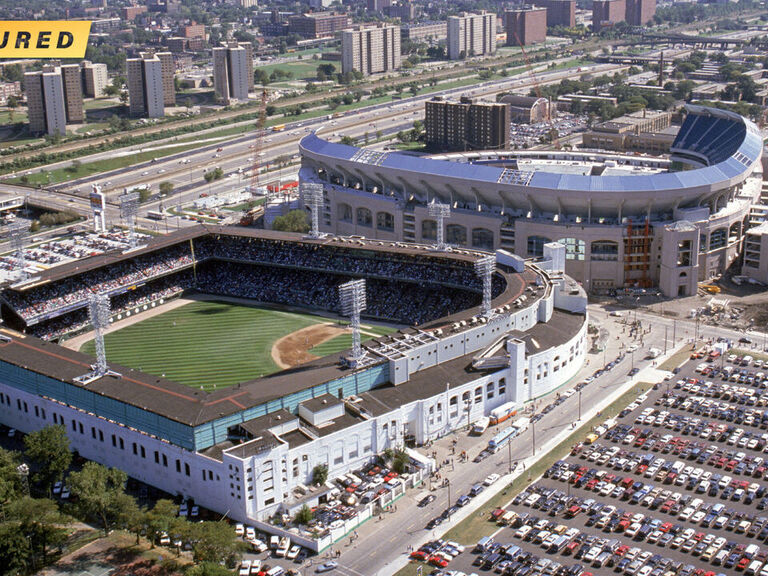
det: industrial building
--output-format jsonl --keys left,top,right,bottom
{"left": 447, "top": 12, "right": 497, "bottom": 60}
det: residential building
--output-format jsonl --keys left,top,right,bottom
{"left": 0, "top": 81, "right": 21, "bottom": 106}
{"left": 183, "top": 23, "right": 205, "bottom": 39}
{"left": 341, "top": 24, "right": 401, "bottom": 76}
{"left": 24, "top": 66, "right": 83, "bottom": 136}
{"left": 80, "top": 61, "right": 108, "bottom": 98}
{"left": 288, "top": 13, "right": 351, "bottom": 39}
{"left": 127, "top": 53, "right": 165, "bottom": 118}
{"left": 505, "top": 7, "right": 547, "bottom": 46}
{"left": 121, "top": 5, "right": 148, "bottom": 20}
{"left": 533, "top": 0, "right": 576, "bottom": 28}
{"left": 154, "top": 52, "right": 176, "bottom": 107}
{"left": 309, "top": 0, "right": 333, "bottom": 8}
{"left": 592, "top": 0, "right": 626, "bottom": 32}
{"left": 213, "top": 43, "right": 250, "bottom": 104}
{"left": 425, "top": 96, "right": 510, "bottom": 152}
{"left": 384, "top": 2, "right": 415, "bottom": 21}
{"left": 401, "top": 22, "right": 447, "bottom": 43}
{"left": 626, "top": 0, "right": 656, "bottom": 26}
{"left": 238, "top": 0, "right": 258, "bottom": 6}
{"left": 447, "top": 12, "right": 496, "bottom": 60}
{"left": 166, "top": 37, "right": 188, "bottom": 53}
{"left": 499, "top": 95, "right": 550, "bottom": 123}
{"left": 367, "top": 0, "right": 390, "bottom": 10}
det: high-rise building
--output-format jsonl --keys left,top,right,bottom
{"left": 24, "top": 65, "right": 84, "bottom": 136}
{"left": 341, "top": 24, "right": 401, "bottom": 76}
{"left": 425, "top": 96, "right": 510, "bottom": 152}
{"left": 155, "top": 52, "right": 176, "bottom": 107}
{"left": 81, "top": 60, "right": 108, "bottom": 98}
{"left": 505, "top": 7, "right": 547, "bottom": 46}
{"left": 288, "top": 13, "right": 351, "bottom": 39}
{"left": 127, "top": 53, "right": 165, "bottom": 118}
{"left": 625, "top": 0, "right": 656, "bottom": 26}
{"left": 447, "top": 12, "right": 496, "bottom": 60}
{"left": 239, "top": 42, "right": 254, "bottom": 91}
{"left": 384, "top": 2, "right": 415, "bottom": 21}
{"left": 213, "top": 43, "right": 250, "bottom": 104}
{"left": 532, "top": 0, "right": 576, "bottom": 28}
{"left": 592, "top": 0, "right": 626, "bottom": 32}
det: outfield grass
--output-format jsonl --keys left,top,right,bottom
{"left": 79, "top": 301, "right": 397, "bottom": 391}
{"left": 79, "top": 301, "right": 339, "bottom": 391}
{"left": 309, "top": 324, "right": 393, "bottom": 357}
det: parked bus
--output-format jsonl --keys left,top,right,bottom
{"left": 488, "top": 426, "right": 517, "bottom": 453}
{"left": 471, "top": 417, "right": 490, "bottom": 435}
{"left": 147, "top": 210, "right": 166, "bottom": 220}
{"left": 489, "top": 402, "right": 518, "bottom": 425}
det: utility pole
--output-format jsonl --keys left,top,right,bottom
{"left": 664, "top": 325, "right": 668, "bottom": 354}
{"left": 673, "top": 319, "right": 677, "bottom": 344}
{"left": 446, "top": 479, "right": 451, "bottom": 518}
{"left": 578, "top": 390, "right": 582, "bottom": 422}
{"left": 508, "top": 435, "right": 513, "bottom": 473}
{"left": 532, "top": 412, "right": 536, "bottom": 456}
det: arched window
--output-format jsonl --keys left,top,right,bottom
{"left": 356, "top": 207, "right": 372, "bottom": 227}
{"left": 422, "top": 219, "right": 437, "bottom": 241}
{"left": 591, "top": 240, "right": 618, "bottom": 261}
{"left": 472, "top": 228, "right": 494, "bottom": 250}
{"left": 558, "top": 237, "right": 585, "bottom": 261}
{"left": 709, "top": 228, "right": 726, "bottom": 250}
{"left": 338, "top": 203, "right": 353, "bottom": 222}
{"left": 527, "top": 235, "right": 551, "bottom": 258}
{"left": 376, "top": 212, "right": 394, "bottom": 231}
{"left": 729, "top": 222, "right": 741, "bottom": 243}
{"left": 446, "top": 224, "right": 467, "bottom": 246}
{"left": 699, "top": 234, "right": 708, "bottom": 253}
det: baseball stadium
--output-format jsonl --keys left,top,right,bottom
{"left": 0, "top": 226, "right": 588, "bottom": 549}
{"left": 298, "top": 104, "right": 764, "bottom": 297}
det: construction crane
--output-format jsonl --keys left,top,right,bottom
{"left": 512, "top": 31, "right": 559, "bottom": 148}
{"left": 241, "top": 89, "right": 269, "bottom": 226}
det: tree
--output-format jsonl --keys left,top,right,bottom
{"left": 312, "top": 463, "right": 328, "bottom": 485}
{"left": 139, "top": 188, "right": 151, "bottom": 203}
{"left": 119, "top": 91, "right": 129, "bottom": 105}
{"left": 67, "top": 461, "right": 129, "bottom": 534}
{"left": 7, "top": 95, "right": 19, "bottom": 109}
{"left": 272, "top": 209, "right": 309, "bottom": 233}
{"left": 191, "top": 521, "right": 241, "bottom": 565}
{"left": 159, "top": 181, "right": 174, "bottom": 196}
{"left": 187, "top": 562, "right": 235, "bottom": 576}
{"left": 146, "top": 499, "right": 179, "bottom": 547}
{"left": 0, "top": 447, "right": 22, "bottom": 505}
{"left": 23, "top": 425, "right": 71, "bottom": 493}
{"left": 340, "top": 135, "right": 355, "bottom": 146}
{"left": 0, "top": 522, "right": 31, "bottom": 575}
{"left": 294, "top": 504, "right": 313, "bottom": 525}
{"left": 6, "top": 497, "right": 69, "bottom": 569}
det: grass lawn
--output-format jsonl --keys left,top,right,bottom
{"left": 4, "top": 141, "right": 205, "bottom": 186}
{"left": 0, "top": 109, "right": 28, "bottom": 125}
{"left": 395, "top": 380, "right": 653, "bottom": 576}
{"left": 75, "top": 123, "right": 109, "bottom": 134}
{"left": 658, "top": 341, "right": 701, "bottom": 372}
{"left": 309, "top": 324, "right": 394, "bottom": 357}
{"left": 256, "top": 58, "right": 341, "bottom": 81}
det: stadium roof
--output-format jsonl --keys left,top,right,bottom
{"left": 300, "top": 105, "right": 762, "bottom": 218}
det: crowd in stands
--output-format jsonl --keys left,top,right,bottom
{"left": 29, "top": 273, "right": 192, "bottom": 341}
{"left": 5, "top": 233, "right": 507, "bottom": 338}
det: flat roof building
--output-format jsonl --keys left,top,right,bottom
{"left": 592, "top": 0, "right": 626, "bottom": 32}
{"left": 447, "top": 12, "right": 496, "bottom": 60}
{"left": 341, "top": 24, "right": 401, "bottom": 76}
{"left": 533, "top": 0, "right": 576, "bottom": 28}
{"left": 127, "top": 53, "right": 165, "bottom": 117}
{"left": 213, "top": 43, "right": 251, "bottom": 104}
{"left": 425, "top": 96, "right": 510, "bottom": 152}
{"left": 81, "top": 61, "right": 108, "bottom": 98}
{"left": 288, "top": 13, "right": 351, "bottom": 39}
{"left": 24, "top": 65, "right": 84, "bottom": 136}
{"left": 626, "top": 0, "right": 656, "bottom": 26}
{"left": 505, "top": 7, "right": 547, "bottom": 47}
{"left": 401, "top": 22, "right": 447, "bottom": 43}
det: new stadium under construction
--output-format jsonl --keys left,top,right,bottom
{"left": 0, "top": 226, "right": 587, "bottom": 550}
{"left": 298, "top": 104, "right": 765, "bottom": 297}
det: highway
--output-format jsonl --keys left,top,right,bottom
{"left": 19, "top": 61, "right": 625, "bottom": 222}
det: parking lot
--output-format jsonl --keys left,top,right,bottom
{"left": 411, "top": 343, "right": 768, "bottom": 576}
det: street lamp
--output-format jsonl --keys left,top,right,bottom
{"left": 578, "top": 390, "right": 582, "bottom": 422}
{"left": 446, "top": 479, "right": 451, "bottom": 519}
{"left": 531, "top": 411, "right": 536, "bottom": 456}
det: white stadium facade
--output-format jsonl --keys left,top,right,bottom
{"left": 299, "top": 104, "right": 765, "bottom": 297}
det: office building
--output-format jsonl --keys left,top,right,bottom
{"left": 592, "top": 0, "right": 626, "bottom": 32}
{"left": 425, "top": 96, "right": 510, "bottom": 152}
{"left": 288, "top": 13, "right": 351, "bottom": 39}
{"left": 80, "top": 61, "right": 108, "bottom": 98}
{"left": 213, "top": 43, "right": 250, "bottom": 104}
{"left": 533, "top": 0, "right": 576, "bottom": 28}
{"left": 447, "top": 12, "right": 496, "bottom": 60}
{"left": 24, "top": 65, "right": 84, "bottom": 136}
{"left": 127, "top": 53, "right": 165, "bottom": 118}
{"left": 341, "top": 24, "right": 401, "bottom": 76}
{"left": 505, "top": 8, "right": 547, "bottom": 46}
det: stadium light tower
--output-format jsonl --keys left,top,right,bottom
{"left": 338, "top": 279, "right": 366, "bottom": 366}
{"left": 474, "top": 254, "right": 496, "bottom": 317}
{"left": 89, "top": 293, "right": 111, "bottom": 377}
{"left": 8, "top": 222, "right": 28, "bottom": 282}
{"left": 428, "top": 200, "right": 451, "bottom": 251}
{"left": 301, "top": 182, "right": 326, "bottom": 239}
{"left": 120, "top": 191, "right": 140, "bottom": 248}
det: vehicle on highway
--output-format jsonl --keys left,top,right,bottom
{"left": 315, "top": 561, "right": 338, "bottom": 573}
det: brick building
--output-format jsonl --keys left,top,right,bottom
{"left": 505, "top": 7, "right": 547, "bottom": 46}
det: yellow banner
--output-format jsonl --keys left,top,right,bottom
{"left": 0, "top": 21, "right": 91, "bottom": 58}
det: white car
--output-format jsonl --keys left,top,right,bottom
{"left": 239, "top": 560, "right": 251, "bottom": 576}
{"left": 245, "top": 526, "right": 256, "bottom": 541}
{"left": 286, "top": 544, "right": 302, "bottom": 559}
{"left": 484, "top": 473, "right": 500, "bottom": 486}
{"left": 235, "top": 523, "right": 245, "bottom": 536}
{"left": 61, "top": 486, "right": 70, "bottom": 500}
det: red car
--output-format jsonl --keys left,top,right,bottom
{"left": 410, "top": 550, "right": 428, "bottom": 561}
{"left": 428, "top": 555, "right": 448, "bottom": 568}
